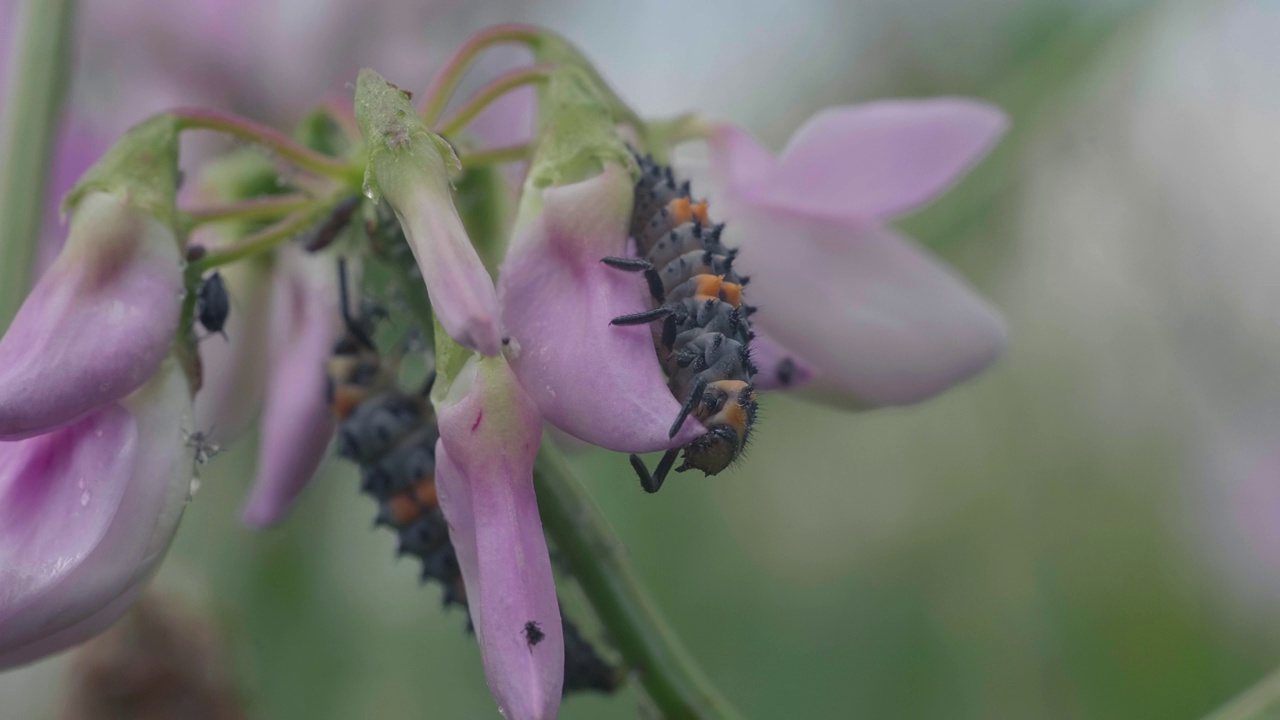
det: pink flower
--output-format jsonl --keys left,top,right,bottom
{"left": 498, "top": 163, "right": 705, "bottom": 452}
{"left": 356, "top": 68, "right": 502, "bottom": 356}
{"left": 706, "top": 98, "right": 1008, "bottom": 406}
{"left": 0, "top": 358, "right": 195, "bottom": 668}
{"left": 0, "top": 191, "right": 184, "bottom": 439}
{"left": 240, "top": 247, "right": 341, "bottom": 526}
{"left": 434, "top": 356, "right": 562, "bottom": 719}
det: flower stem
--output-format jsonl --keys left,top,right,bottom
{"left": 419, "top": 23, "right": 546, "bottom": 125}
{"left": 435, "top": 65, "right": 555, "bottom": 138}
{"left": 171, "top": 108, "right": 357, "bottom": 181}
{"left": 0, "top": 0, "right": 76, "bottom": 333}
{"left": 457, "top": 143, "right": 532, "bottom": 168}
{"left": 182, "top": 192, "right": 317, "bottom": 230}
{"left": 1202, "top": 666, "right": 1280, "bottom": 720}
{"left": 533, "top": 446, "right": 746, "bottom": 720}
{"left": 188, "top": 206, "right": 324, "bottom": 273}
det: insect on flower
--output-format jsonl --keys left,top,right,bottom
{"left": 603, "top": 154, "right": 758, "bottom": 492}
{"left": 523, "top": 620, "right": 545, "bottom": 649}
{"left": 195, "top": 271, "right": 231, "bottom": 340}
{"left": 183, "top": 427, "right": 224, "bottom": 465}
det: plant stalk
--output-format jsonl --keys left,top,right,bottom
{"left": 0, "top": 0, "right": 77, "bottom": 333}
{"left": 534, "top": 447, "right": 745, "bottom": 720}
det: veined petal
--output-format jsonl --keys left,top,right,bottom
{"left": 0, "top": 357, "right": 195, "bottom": 668}
{"left": 241, "top": 249, "right": 339, "bottom": 527}
{"left": 435, "top": 357, "right": 562, "bottom": 720}
{"left": 708, "top": 99, "right": 1007, "bottom": 223}
{"left": 730, "top": 209, "right": 1006, "bottom": 406}
{"left": 498, "top": 164, "right": 704, "bottom": 452}
{"left": 0, "top": 192, "right": 182, "bottom": 439}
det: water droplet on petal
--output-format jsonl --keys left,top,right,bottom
{"left": 79, "top": 491, "right": 90, "bottom": 507}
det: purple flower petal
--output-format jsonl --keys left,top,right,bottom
{"left": 712, "top": 99, "right": 1007, "bottom": 223}
{"left": 0, "top": 359, "right": 194, "bottom": 668}
{"left": 0, "top": 192, "right": 182, "bottom": 439}
{"left": 435, "top": 357, "right": 563, "bottom": 720}
{"left": 241, "top": 249, "right": 339, "bottom": 527}
{"left": 393, "top": 186, "right": 503, "bottom": 356}
{"left": 498, "top": 164, "right": 704, "bottom": 452}
{"left": 731, "top": 209, "right": 1006, "bottom": 406}
{"left": 193, "top": 256, "right": 274, "bottom": 445}
{"left": 748, "top": 326, "right": 815, "bottom": 392}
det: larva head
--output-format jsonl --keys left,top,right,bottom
{"left": 681, "top": 380, "right": 758, "bottom": 476}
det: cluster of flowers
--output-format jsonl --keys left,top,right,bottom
{"left": 0, "top": 25, "right": 1006, "bottom": 719}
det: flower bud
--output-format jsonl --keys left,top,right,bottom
{"left": 356, "top": 68, "right": 501, "bottom": 356}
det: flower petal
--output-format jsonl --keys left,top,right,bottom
{"left": 709, "top": 99, "right": 1007, "bottom": 223}
{"left": 730, "top": 209, "right": 1006, "bottom": 406}
{"left": 498, "top": 164, "right": 704, "bottom": 452}
{"left": 0, "top": 192, "right": 182, "bottom": 439}
{"left": 748, "top": 326, "right": 815, "bottom": 392}
{"left": 435, "top": 357, "right": 562, "bottom": 720}
{"left": 0, "top": 358, "right": 194, "bottom": 668}
{"left": 241, "top": 250, "right": 339, "bottom": 527}
{"left": 394, "top": 189, "right": 503, "bottom": 356}
{"left": 193, "top": 256, "right": 274, "bottom": 445}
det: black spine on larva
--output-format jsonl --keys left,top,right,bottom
{"left": 328, "top": 320, "right": 620, "bottom": 695}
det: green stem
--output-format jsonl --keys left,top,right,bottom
{"left": 172, "top": 108, "right": 357, "bottom": 180}
{"left": 182, "top": 193, "right": 317, "bottom": 229}
{"left": 435, "top": 65, "right": 555, "bottom": 138}
{"left": 188, "top": 207, "right": 322, "bottom": 273}
{"left": 419, "top": 24, "right": 546, "bottom": 125}
{"left": 534, "top": 447, "right": 745, "bottom": 720}
{"left": 457, "top": 143, "right": 532, "bottom": 168}
{"left": 0, "top": 0, "right": 76, "bottom": 333}
{"left": 1202, "top": 667, "right": 1280, "bottom": 720}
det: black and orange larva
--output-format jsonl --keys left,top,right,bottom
{"left": 602, "top": 154, "right": 759, "bottom": 493}
{"left": 324, "top": 257, "right": 621, "bottom": 696}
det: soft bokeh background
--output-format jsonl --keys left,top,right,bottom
{"left": 2, "top": 0, "right": 1277, "bottom": 717}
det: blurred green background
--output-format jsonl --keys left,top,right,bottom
{"left": 5, "top": 0, "right": 1279, "bottom": 718}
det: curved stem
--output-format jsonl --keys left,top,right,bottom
{"left": 644, "top": 113, "right": 712, "bottom": 164}
{"left": 457, "top": 143, "right": 532, "bottom": 168}
{"left": 419, "top": 24, "right": 545, "bottom": 125}
{"left": 188, "top": 206, "right": 322, "bottom": 273}
{"left": 435, "top": 65, "right": 555, "bottom": 138}
{"left": 534, "top": 447, "right": 745, "bottom": 720}
{"left": 183, "top": 192, "right": 316, "bottom": 229}
{"left": 0, "top": 0, "right": 76, "bottom": 334}
{"left": 171, "top": 108, "right": 356, "bottom": 180}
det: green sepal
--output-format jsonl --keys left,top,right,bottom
{"left": 429, "top": 313, "right": 476, "bottom": 409}
{"left": 354, "top": 68, "right": 460, "bottom": 205}
{"left": 62, "top": 113, "right": 181, "bottom": 230}
{"left": 525, "top": 66, "right": 634, "bottom": 192}
{"left": 528, "top": 33, "right": 642, "bottom": 138}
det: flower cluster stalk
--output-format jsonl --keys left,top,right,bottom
{"left": 0, "top": 0, "right": 77, "bottom": 333}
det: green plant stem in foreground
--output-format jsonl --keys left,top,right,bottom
{"left": 534, "top": 447, "right": 745, "bottom": 720}
{"left": 1203, "top": 666, "right": 1280, "bottom": 720}
{"left": 0, "top": 0, "right": 77, "bottom": 334}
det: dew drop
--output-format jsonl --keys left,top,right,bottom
{"left": 189, "top": 477, "right": 201, "bottom": 498}
{"left": 79, "top": 491, "right": 90, "bottom": 507}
